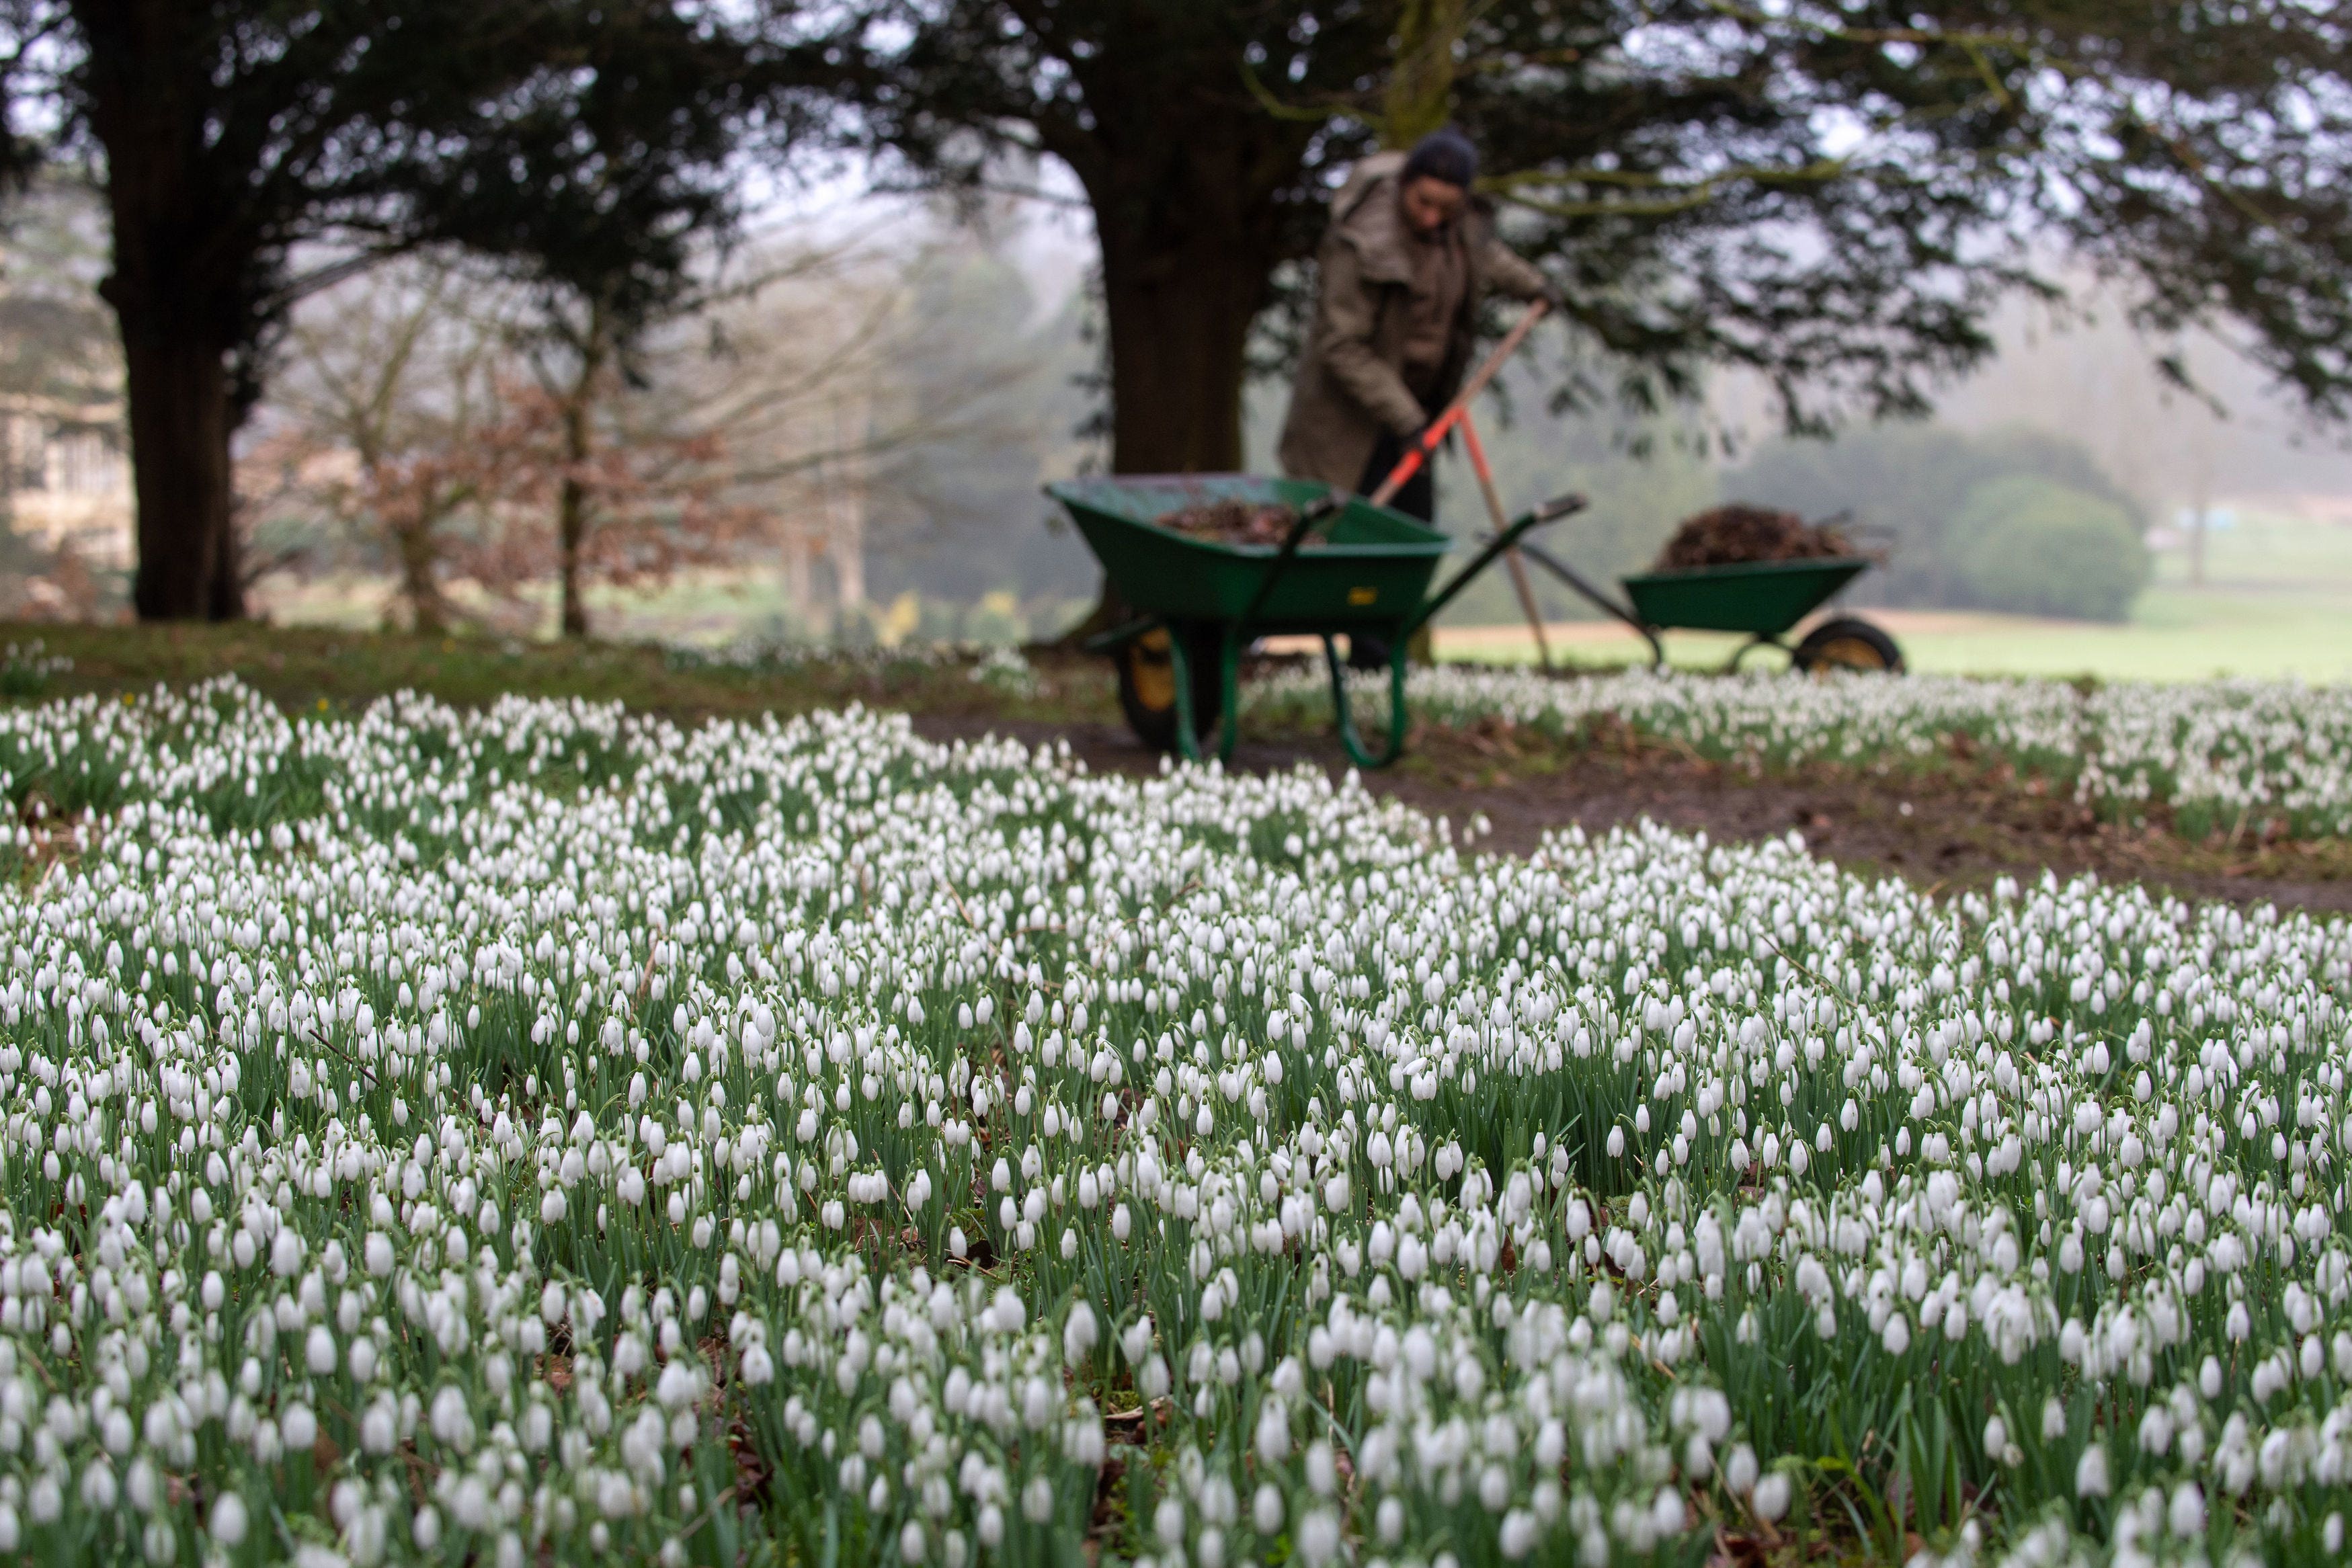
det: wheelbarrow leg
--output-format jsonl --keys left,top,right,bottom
{"left": 1167, "top": 627, "right": 1205, "bottom": 764}
{"left": 1322, "top": 632, "right": 1411, "bottom": 770}
{"left": 1215, "top": 628, "right": 1244, "bottom": 762}
{"left": 1166, "top": 628, "right": 1248, "bottom": 764}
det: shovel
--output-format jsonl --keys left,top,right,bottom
{"left": 1366, "top": 300, "right": 1554, "bottom": 667}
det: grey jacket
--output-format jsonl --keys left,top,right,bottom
{"left": 1277, "top": 151, "right": 1551, "bottom": 492}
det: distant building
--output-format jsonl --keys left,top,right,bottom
{"left": 1, "top": 392, "right": 131, "bottom": 569}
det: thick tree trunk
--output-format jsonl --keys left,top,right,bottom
{"left": 82, "top": 0, "right": 251, "bottom": 621}
{"left": 1098, "top": 230, "right": 1270, "bottom": 474}
{"left": 115, "top": 311, "right": 244, "bottom": 620}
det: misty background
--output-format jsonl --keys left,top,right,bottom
{"left": 4, "top": 175, "right": 2347, "bottom": 673}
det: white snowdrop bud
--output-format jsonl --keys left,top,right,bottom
{"left": 1063, "top": 1303, "right": 1098, "bottom": 1366}
{"left": 2042, "top": 1397, "right": 2068, "bottom": 1441}
{"left": 1724, "top": 1444, "right": 1758, "bottom": 1495}
{"left": 1750, "top": 1472, "right": 1790, "bottom": 1522}
{"left": 1297, "top": 1508, "right": 1341, "bottom": 1567}
{"left": 1253, "top": 1484, "right": 1283, "bottom": 1535}
{"left": 2168, "top": 1483, "right": 2204, "bottom": 1539}
{"left": 365, "top": 1233, "right": 393, "bottom": 1278}
{"left": 282, "top": 1403, "right": 317, "bottom": 1453}
{"left": 306, "top": 1325, "right": 337, "bottom": 1375}
{"left": 210, "top": 1493, "right": 249, "bottom": 1546}
{"left": 2074, "top": 1444, "right": 2110, "bottom": 1498}
{"left": 1255, "top": 1399, "right": 1289, "bottom": 1465}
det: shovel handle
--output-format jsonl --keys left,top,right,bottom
{"left": 1367, "top": 300, "right": 1549, "bottom": 509}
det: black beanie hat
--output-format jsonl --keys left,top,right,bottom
{"left": 1401, "top": 128, "right": 1479, "bottom": 190}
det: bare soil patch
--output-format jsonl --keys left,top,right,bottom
{"left": 911, "top": 712, "right": 2352, "bottom": 915}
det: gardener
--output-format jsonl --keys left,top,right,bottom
{"left": 1278, "top": 128, "right": 1558, "bottom": 663}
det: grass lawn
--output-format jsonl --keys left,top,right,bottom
{"left": 0, "top": 620, "right": 1123, "bottom": 723}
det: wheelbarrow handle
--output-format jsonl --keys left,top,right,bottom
{"left": 1404, "top": 492, "right": 1587, "bottom": 637}
{"left": 1509, "top": 536, "right": 1666, "bottom": 667}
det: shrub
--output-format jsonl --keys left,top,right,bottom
{"left": 1951, "top": 474, "right": 2150, "bottom": 620}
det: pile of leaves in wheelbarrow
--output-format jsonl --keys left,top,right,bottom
{"left": 1653, "top": 503, "right": 1852, "bottom": 569}
{"left": 1157, "top": 498, "right": 1323, "bottom": 547}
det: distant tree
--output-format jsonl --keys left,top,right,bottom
{"left": 0, "top": 178, "right": 114, "bottom": 409}
{"left": 860, "top": 245, "right": 1103, "bottom": 622}
{"left": 255, "top": 262, "right": 522, "bottom": 632}
{"left": 0, "top": 1, "right": 779, "bottom": 622}
{"left": 819, "top": 1, "right": 2352, "bottom": 481}
{"left": 251, "top": 235, "right": 1002, "bottom": 638}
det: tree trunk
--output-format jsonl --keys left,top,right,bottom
{"left": 81, "top": 0, "right": 250, "bottom": 621}
{"left": 557, "top": 462, "right": 591, "bottom": 638}
{"left": 114, "top": 313, "right": 244, "bottom": 620}
{"left": 391, "top": 509, "right": 448, "bottom": 634}
{"left": 553, "top": 304, "right": 609, "bottom": 638}
{"left": 1098, "top": 222, "right": 1273, "bottom": 475}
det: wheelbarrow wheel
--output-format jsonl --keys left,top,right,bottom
{"left": 1115, "top": 626, "right": 1224, "bottom": 753}
{"left": 1793, "top": 616, "right": 1904, "bottom": 674}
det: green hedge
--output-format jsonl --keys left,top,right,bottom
{"left": 1951, "top": 475, "right": 2150, "bottom": 622}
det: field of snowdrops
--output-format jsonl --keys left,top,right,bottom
{"left": 0, "top": 675, "right": 2348, "bottom": 1566}
{"left": 1253, "top": 664, "right": 2352, "bottom": 841}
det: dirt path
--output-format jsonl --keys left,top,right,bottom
{"left": 911, "top": 713, "right": 2352, "bottom": 915}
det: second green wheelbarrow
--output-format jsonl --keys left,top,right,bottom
{"left": 1512, "top": 535, "right": 1904, "bottom": 673}
{"left": 1050, "top": 474, "right": 1585, "bottom": 767}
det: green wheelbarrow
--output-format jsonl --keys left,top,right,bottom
{"left": 1512, "top": 537, "right": 1904, "bottom": 673}
{"left": 1050, "top": 473, "right": 1585, "bottom": 768}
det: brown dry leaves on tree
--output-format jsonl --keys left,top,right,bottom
{"left": 471, "top": 375, "right": 768, "bottom": 618}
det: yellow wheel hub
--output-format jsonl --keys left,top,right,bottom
{"left": 1806, "top": 636, "right": 1893, "bottom": 673}
{"left": 1126, "top": 628, "right": 1176, "bottom": 711}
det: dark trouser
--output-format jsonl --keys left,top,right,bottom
{"left": 1357, "top": 431, "right": 1435, "bottom": 523}
{"left": 1350, "top": 431, "right": 1435, "bottom": 668}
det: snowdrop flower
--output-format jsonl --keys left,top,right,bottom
{"left": 211, "top": 1493, "right": 249, "bottom": 1546}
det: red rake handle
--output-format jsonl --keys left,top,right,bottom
{"left": 1366, "top": 300, "right": 1549, "bottom": 510}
